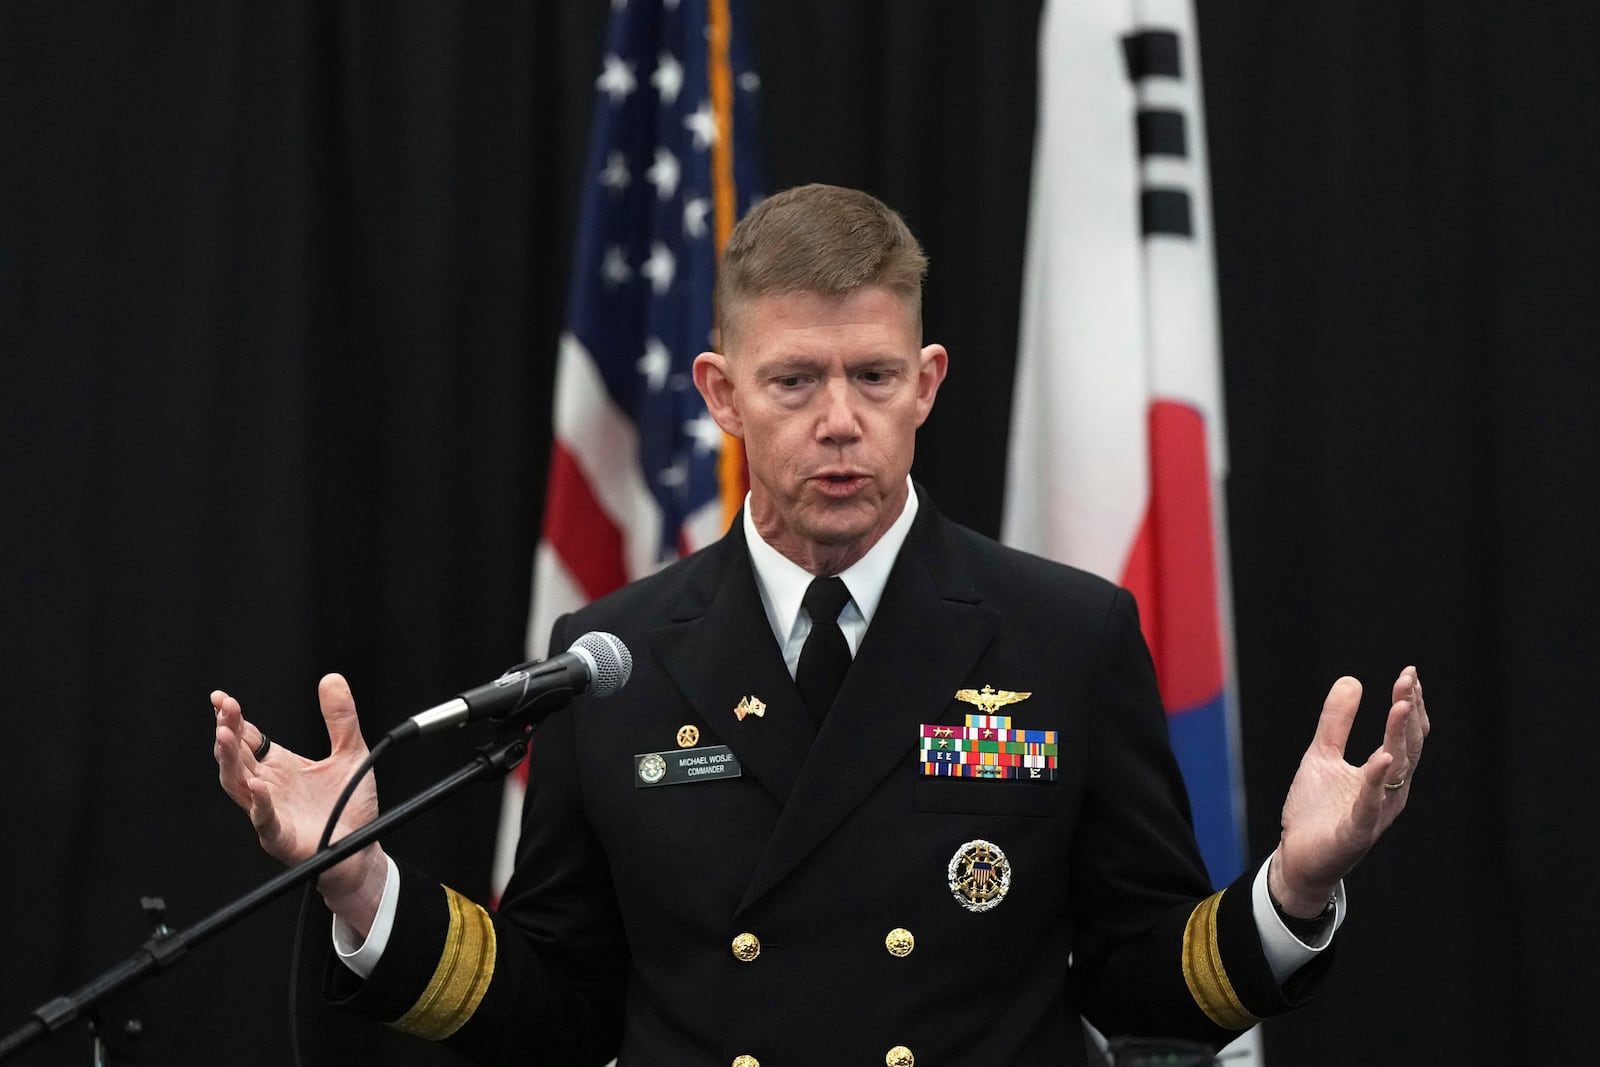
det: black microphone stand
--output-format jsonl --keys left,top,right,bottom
{"left": 0, "top": 727, "right": 530, "bottom": 1063}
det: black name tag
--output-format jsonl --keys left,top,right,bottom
{"left": 634, "top": 745, "right": 743, "bottom": 788}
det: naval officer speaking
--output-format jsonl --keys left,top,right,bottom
{"left": 212, "top": 183, "right": 1430, "bottom": 1065}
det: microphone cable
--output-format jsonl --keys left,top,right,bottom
{"left": 286, "top": 732, "right": 396, "bottom": 1067}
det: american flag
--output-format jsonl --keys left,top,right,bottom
{"left": 492, "top": 0, "right": 763, "bottom": 899}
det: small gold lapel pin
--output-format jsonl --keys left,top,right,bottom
{"left": 735, "top": 695, "right": 767, "bottom": 721}
{"left": 955, "top": 685, "right": 1033, "bottom": 715}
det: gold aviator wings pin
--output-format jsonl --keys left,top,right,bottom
{"left": 954, "top": 685, "right": 1032, "bottom": 715}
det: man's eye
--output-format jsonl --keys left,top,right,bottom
{"left": 775, "top": 376, "right": 806, "bottom": 388}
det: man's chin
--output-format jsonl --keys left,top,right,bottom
{"left": 800, "top": 509, "right": 884, "bottom": 550}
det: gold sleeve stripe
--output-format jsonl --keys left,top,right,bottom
{"left": 1181, "top": 891, "right": 1259, "bottom": 1031}
{"left": 390, "top": 885, "right": 497, "bottom": 1042}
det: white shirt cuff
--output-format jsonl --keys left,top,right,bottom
{"left": 1251, "top": 849, "right": 1346, "bottom": 985}
{"left": 331, "top": 854, "right": 401, "bottom": 980}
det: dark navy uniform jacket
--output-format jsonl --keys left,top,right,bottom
{"left": 332, "top": 494, "right": 1323, "bottom": 1065}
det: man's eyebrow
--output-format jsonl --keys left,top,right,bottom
{"left": 754, "top": 354, "right": 827, "bottom": 375}
{"left": 763, "top": 350, "right": 908, "bottom": 369}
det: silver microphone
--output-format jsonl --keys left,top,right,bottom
{"left": 390, "top": 631, "right": 632, "bottom": 741}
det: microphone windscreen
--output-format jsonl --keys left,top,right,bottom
{"left": 570, "top": 631, "right": 632, "bottom": 696}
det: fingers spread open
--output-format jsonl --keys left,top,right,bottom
{"left": 1314, "top": 676, "right": 1364, "bottom": 755}
{"left": 1356, "top": 748, "right": 1397, "bottom": 828}
{"left": 318, "top": 673, "right": 368, "bottom": 757}
{"left": 1388, "top": 667, "right": 1414, "bottom": 705}
{"left": 1388, "top": 663, "right": 1427, "bottom": 740}
{"left": 215, "top": 720, "right": 253, "bottom": 808}
{"left": 213, "top": 693, "right": 258, "bottom": 808}
{"left": 247, "top": 776, "right": 279, "bottom": 840}
{"left": 1409, "top": 670, "right": 1431, "bottom": 740}
{"left": 1376, "top": 702, "right": 1415, "bottom": 788}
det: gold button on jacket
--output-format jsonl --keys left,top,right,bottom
{"left": 886, "top": 1045, "right": 915, "bottom": 1066}
{"left": 731, "top": 932, "right": 761, "bottom": 962}
{"left": 885, "top": 927, "right": 915, "bottom": 957}
{"left": 731, "top": 1056, "right": 760, "bottom": 1067}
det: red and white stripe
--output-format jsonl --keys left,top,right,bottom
{"left": 492, "top": 332, "right": 725, "bottom": 899}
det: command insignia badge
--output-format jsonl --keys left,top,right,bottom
{"left": 948, "top": 838, "right": 1011, "bottom": 912}
{"left": 676, "top": 724, "right": 700, "bottom": 748}
{"left": 735, "top": 694, "right": 766, "bottom": 721}
{"left": 637, "top": 752, "right": 667, "bottom": 785}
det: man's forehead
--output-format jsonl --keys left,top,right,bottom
{"left": 723, "top": 286, "right": 919, "bottom": 350}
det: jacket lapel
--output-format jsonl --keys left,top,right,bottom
{"left": 735, "top": 506, "right": 999, "bottom": 915}
{"left": 654, "top": 526, "right": 817, "bottom": 807}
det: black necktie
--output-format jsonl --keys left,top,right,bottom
{"left": 797, "top": 576, "right": 853, "bottom": 725}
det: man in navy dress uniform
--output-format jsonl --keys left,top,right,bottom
{"left": 213, "top": 183, "right": 1430, "bottom": 1066}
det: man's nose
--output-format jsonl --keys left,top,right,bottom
{"left": 816, "top": 377, "right": 861, "bottom": 440}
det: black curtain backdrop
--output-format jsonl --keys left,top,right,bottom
{"left": 2, "top": 2, "right": 1594, "bottom": 1064}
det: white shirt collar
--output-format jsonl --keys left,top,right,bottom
{"left": 743, "top": 478, "right": 920, "bottom": 667}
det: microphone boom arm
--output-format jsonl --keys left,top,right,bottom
{"left": 0, "top": 732, "right": 530, "bottom": 1062}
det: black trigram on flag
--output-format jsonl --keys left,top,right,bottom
{"left": 1124, "top": 28, "right": 1194, "bottom": 238}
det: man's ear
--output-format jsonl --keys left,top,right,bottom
{"left": 913, "top": 343, "right": 949, "bottom": 428}
{"left": 692, "top": 351, "right": 744, "bottom": 438}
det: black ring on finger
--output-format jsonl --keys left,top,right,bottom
{"left": 253, "top": 732, "right": 272, "bottom": 761}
